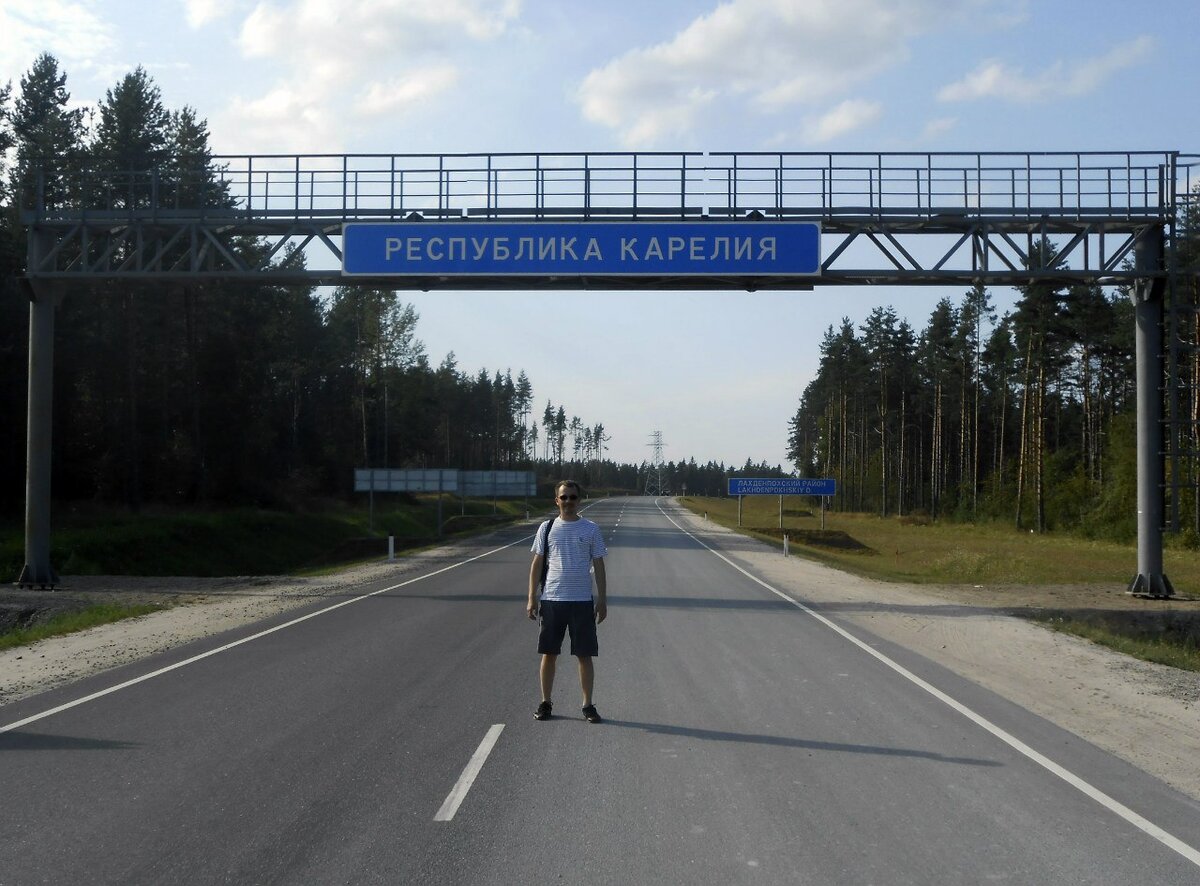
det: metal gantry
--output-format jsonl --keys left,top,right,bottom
{"left": 22, "top": 150, "right": 1176, "bottom": 288}
{"left": 16, "top": 151, "right": 1193, "bottom": 596}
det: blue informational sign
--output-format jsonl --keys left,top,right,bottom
{"left": 342, "top": 221, "right": 820, "bottom": 277}
{"left": 728, "top": 477, "right": 837, "bottom": 496}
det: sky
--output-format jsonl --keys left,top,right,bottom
{"left": 3, "top": 0, "right": 1200, "bottom": 471}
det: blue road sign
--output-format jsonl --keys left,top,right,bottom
{"left": 728, "top": 477, "right": 836, "bottom": 496}
{"left": 342, "top": 221, "right": 821, "bottom": 277}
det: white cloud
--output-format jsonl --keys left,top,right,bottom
{"left": 183, "top": 0, "right": 238, "bottom": 28}
{"left": 938, "top": 35, "right": 1155, "bottom": 103}
{"left": 221, "top": 85, "right": 335, "bottom": 153}
{"left": 804, "top": 98, "right": 882, "bottom": 143}
{"left": 353, "top": 66, "right": 460, "bottom": 118}
{"left": 221, "top": 0, "right": 521, "bottom": 151}
{"left": 576, "top": 0, "right": 966, "bottom": 147}
{"left": 238, "top": 0, "right": 520, "bottom": 59}
{"left": 983, "top": 0, "right": 1030, "bottom": 29}
{"left": 0, "top": 0, "right": 115, "bottom": 76}
{"left": 939, "top": 60, "right": 1011, "bottom": 102}
{"left": 237, "top": 2, "right": 293, "bottom": 59}
{"left": 919, "top": 116, "right": 958, "bottom": 141}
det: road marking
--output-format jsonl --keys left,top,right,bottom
{"left": 435, "top": 723, "right": 504, "bottom": 821}
{"left": 1, "top": 534, "right": 539, "bottom": 736}
{"left": 656, "top": 503, "right": 1200, "bottom": 870}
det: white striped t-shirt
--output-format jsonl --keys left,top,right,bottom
{"left": 532, "top": 517, "right": 607, "bottom": 602}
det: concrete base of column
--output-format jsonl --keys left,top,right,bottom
{"left": 1127, "top": 572, "right": 1175, "bottom": 598}
{"left": 16, "top": 561, "right": 60, "bottom": 590}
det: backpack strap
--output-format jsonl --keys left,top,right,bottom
{"left": 539, "top": 517, "right": 556, "bottom": 589}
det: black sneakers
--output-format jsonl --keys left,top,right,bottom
{"left": 535, "top": 700, "right": 602, "bottom": 723}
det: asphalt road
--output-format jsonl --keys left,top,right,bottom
{"left": 2, "top": 498, "right": 1199, "bottom": 885}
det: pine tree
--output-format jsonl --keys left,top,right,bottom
{"left": 981, "top": 316, "right": 1018, "bottom": 504}
{"left": 957, "top": 282, "right": 994, "bottom": 517}
{"left": 919, "top": 298, "right": 958, "bottom": 518}
{"left": 860, "top": 306, "right": 905, "bottom": 516}
{"left": 90, "top": 66, "right": 171, "bottom": 191}
{"left": 542, "top": 401, "right": 555, "bottom": 462}
{"left": 0, "top": 79, "right": 26, "bottom": 509}
{"left": 1012, "top": 238, "right": 1070, "bottom": 531}
{"left": 515, "top": 370, "right": 533, "bottom": 460}
{"left": 166, "top": 106, "right": 231, "bottom": 209}
{"left": 554, "top": 406, "right": 567, "bottom": 467}
{"left": 0, "top": 80, "right": 14, "bottom": 183}
{"left": 819, "top": 318, "right": 866, "bottom": 510}
{"left": 10, "top": 54, "right": 85, "bottom": 211}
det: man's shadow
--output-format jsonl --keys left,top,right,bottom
{"left": 601, "top": 719, "right": 1001, "bottom": 767}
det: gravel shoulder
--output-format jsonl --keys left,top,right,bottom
{"left": 3, "top": 509, "right": 1199, "bottom": 803}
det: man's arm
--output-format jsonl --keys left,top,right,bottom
{"left": 593, "top": 557, "right": 607, "bottom": 623}
{"left": 527, "top": 554, "right": 544, "bottom": 620}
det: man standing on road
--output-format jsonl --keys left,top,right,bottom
{"left": 527, "top": 480, "right": 608, "bottom": 723}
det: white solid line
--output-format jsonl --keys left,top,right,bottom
{"left": 655, "top": 503, "right": 1200, "bottom": 870}
{"left": 435, "top": 723, "right": 505, "bottom": 821}
{"left": 1, "top": 535, "right": 537, "bottom": 736}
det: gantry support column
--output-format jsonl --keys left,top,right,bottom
{"left": 17, "top": 279, "right": 63, "bottom": 589}
{"left": 1128, "top": 226, "right": 1174, "bottom": 597}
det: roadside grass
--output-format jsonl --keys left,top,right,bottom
{"left": 1026, "top": 612, "right": 1200, "bottom": 672}
{"left": 0, "top": 603, "right": 166, "bottom": 652}
{"left": 678, "top": 495, "right": 1200, "bottom": 589}
{"left": 678, "top": 495, "right": 1200, "bottom": 670}
{"left": 0, "top": 495, "right": 548, "bottom": 582}
{"left": 0, "top": 496, "right": 549, "bottom": 651}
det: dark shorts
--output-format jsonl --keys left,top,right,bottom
{"left": 537, "top": 600, "right": 598, "bottom": 657}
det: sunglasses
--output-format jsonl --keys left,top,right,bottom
{"left": 558, "top": 494, "right": 579, "bottom": 501}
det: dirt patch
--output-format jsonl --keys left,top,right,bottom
{"left": 750, "top": 527, "right": 874, "bottom": 552}
{"left": 904, "top": 580, "right": 1200, "bottom": 647}
{"left": 0, "top": 580, "right": 214, "bottom": 635}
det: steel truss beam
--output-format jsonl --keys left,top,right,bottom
{"left": 23, "top": 215, "right": 1159, "bottom": 289}
{"left": 21, "top": 150, "right": 1178, "bottom": 288}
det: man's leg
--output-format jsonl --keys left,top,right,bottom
{"left": 540, "top": 654, "right": 557, "bottom": 702}
{"left": 577, "top": 655, "right": 594, "bottom": 706}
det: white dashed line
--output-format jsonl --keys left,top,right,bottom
{"left": 435, "top": 723, "right": 505, "bottom": 821}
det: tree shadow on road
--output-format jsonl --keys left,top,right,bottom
{"left": 0, "top": 731, "right": 140, "bottom": 751}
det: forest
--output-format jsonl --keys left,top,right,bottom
{"left": 0, "top": 55, "right": 781, "bottom": 513}
{"left": 786, "top": 264, "right": 1200, "bottom": 540}
{"left": 2, "top": 54, "right": 1197, "bottom": 543}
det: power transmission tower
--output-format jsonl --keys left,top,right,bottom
{"left": 646, "top": 431, "right": 667, "bottom": 495}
